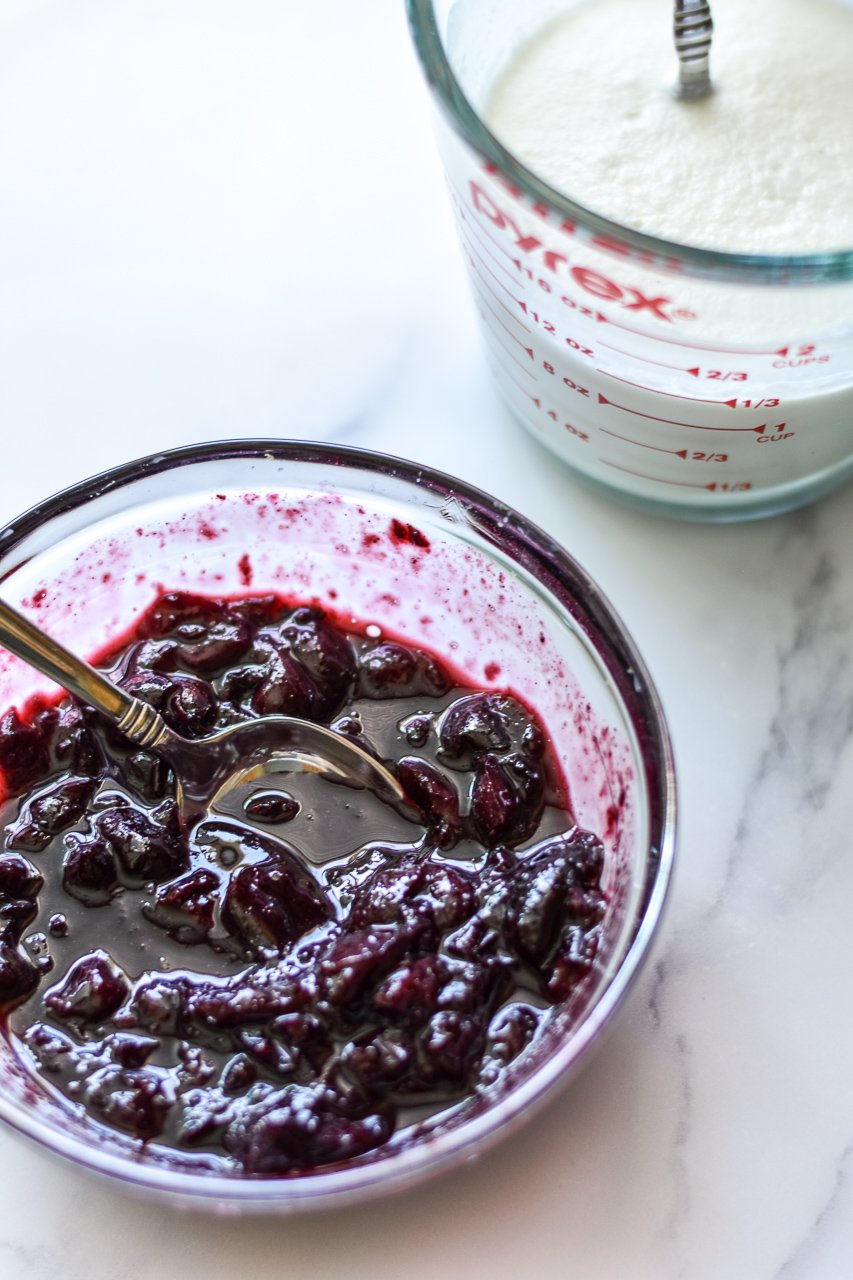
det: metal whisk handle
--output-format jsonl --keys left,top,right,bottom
{"left": 674, "top": 0, "right": 714, "bottom": 100}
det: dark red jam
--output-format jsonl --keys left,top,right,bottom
{"left": 0, "top": 592, "right": 605, "bottom": 1176}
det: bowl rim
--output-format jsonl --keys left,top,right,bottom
{"left": 0, "top": 439, "right": 676, "bottom": 1211}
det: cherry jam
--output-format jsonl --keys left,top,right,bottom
{"left": 0, "top": 592, "right": 605, "bottom": 1176}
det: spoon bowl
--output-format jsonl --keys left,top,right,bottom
{"left": 128, "top": 703, "right": 410, "bottom": 819}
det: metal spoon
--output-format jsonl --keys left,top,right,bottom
{"left": 0, "top": 598, "right": 408, "bottom": 819}
{"left": 674, "top": 0, "right": 714, "bottom": 101}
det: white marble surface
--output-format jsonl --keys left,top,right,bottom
{"left": 0, "top": 3, "right": 852, "bottom": 1277}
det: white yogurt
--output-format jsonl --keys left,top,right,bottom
{"left": 485, "top": 0, "right": 853, "bottom": 254}
{"left": 416, "top": 0, "right": 853, "bottom": 514}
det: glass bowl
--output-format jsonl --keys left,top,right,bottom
{"left": 0, "top": 441, "right": 675, "bottom": 1212}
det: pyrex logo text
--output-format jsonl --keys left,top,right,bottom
{"left": 470, "top": 181, "right": 681, "bottom": 324}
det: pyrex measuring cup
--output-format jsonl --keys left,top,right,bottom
{"left": 407, "top": 0, "right": 853, "bottom": 520}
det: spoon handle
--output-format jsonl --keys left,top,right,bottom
{"left": 0, "top": 597, "right": 167, "bottom": 746}
{"left": 674, "top": 0, "right": 714, "bottom": 100}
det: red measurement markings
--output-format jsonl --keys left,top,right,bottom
{"left": 502, "top": 379, "right": 589, "bottom": 443}
{"left": 601, "top": 430, "right": 731, "bottom": 462}
{"left": 489, "top": 359, "right": 537, "bottom": 399}
{"left": 538, "top": 366, "right": 591, "bottom": 397}
{"left": 497, "top": 371, "right": 538, "bottom": 416}
{"left": 511, "top": 263, "right": 610, "bottom": 325}
{"left": 727, "top": 398, "right": 781, "bottom": 409}
{"left": 596, "top": 347, "right": 788, "bottom": 392}
{"left": 517, "top": 302, "right": 596, "bottom": 358}
{"left": 600, "top": 460, "right": 751, "bottom": 492}
{"left": 448, "top": 192, "right": 522, "bottom": 282}
{"left": 600, "top": 314, "right": 794, "bottom": 357}
{"left": 598, "top": 393, "right": 771, "bottom": 433}
{"left": 510, "top": 255, "right": 687, "bottom": 323}
{"left": 599, "top": 370, "right": 783, "bottom": 410}
{"left": 600, "top": 428, "right": 688, "bottom": 458}
{"left": 600, "top": 460, "right": 716, "bottom": 489}
{"left": 473, "top": 287, "right": 533, "bottom": 353}
{"left": 461, "top": 239, "right": 520, "bottom": 306}
{"left": 449, "top": 179, "right": 522, "bottom": 268}
{"left": 461, "top": 182, "right": 823, "bottom": 362}
{"left": 703, "top": 482, "right": 753, "bottom": 492}
{"left": 469, "top": 272, "right": 526, "bottom": 327}
{"left": 477, "top": 307, "right": 536, "bottom": 377}
{"left": 457, "top": 179, "right": 823, "bottom": 375}
{"left": 461, "top": 240, "right": 514, "bottom": 300}
{"left": 597, "top": 340, "right": 692, "bottom": 371}
{"left": 530, "top": 399, "right": 590, "bottom": 441}
{"left": 686, "top": 368, "right": 747, "bottom": 382}
{"left": 598, "top": 369, "right": 740, "bottom": 406}
{"left": 457, "top": 219, "right": 520, "bottom": 288}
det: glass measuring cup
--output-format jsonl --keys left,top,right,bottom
{"left": 407, "top": 0, "right": 853, "bottom": 521}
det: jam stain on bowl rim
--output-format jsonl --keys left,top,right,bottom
{"left": 0, "top": 440, "right": 675, "bottom": 1212}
